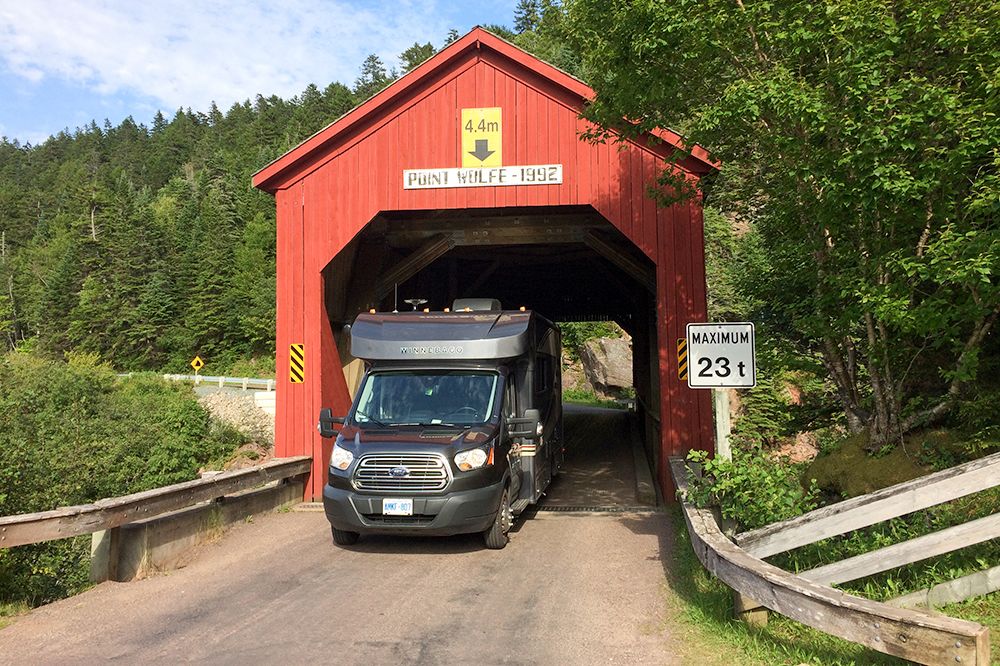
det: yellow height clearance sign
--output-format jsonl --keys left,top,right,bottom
{"left": 289, "top": 344, "right": 304, "bottom": 383}
{"left": 461, "top": 107, "right": 502, "bottom": 168}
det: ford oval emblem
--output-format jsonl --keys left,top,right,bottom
{"left": 389, "top": 466, "right": 410, "bottom": 478}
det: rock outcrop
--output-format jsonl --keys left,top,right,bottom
{"left": 579, "top": 337, "right": 633, "bottom": 397}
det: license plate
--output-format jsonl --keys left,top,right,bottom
{"left": 382, "top": 498, "right": 413, "bottom": 516}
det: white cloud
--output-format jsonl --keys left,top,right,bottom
{"left": 0, "top": 0, "right": 453, "bottom": 112}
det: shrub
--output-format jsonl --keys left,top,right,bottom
{"left": 685, "top": 447, "right": 819, "bottom": 531}
{"left": 0, "top": 352, "right": 244, "bottom": 605}
{"left": 559, "top": 321, "right": 619, "bottom": 361}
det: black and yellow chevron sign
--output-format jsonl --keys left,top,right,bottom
{"left": 677, "top": 338, "right": 688, "bottom": 381}
{"left": 289, "top": 343, "right": 305, "bottom": 383}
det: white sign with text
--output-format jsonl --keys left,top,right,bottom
{"left": 403, "top": 164, "right": 562, "bottom": 189}
{"left": 686, "top": 322, "right": 756, "bottom": 389}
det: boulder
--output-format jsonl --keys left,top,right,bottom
{"left": 580, "top": 337, "right": 633, "bottom": 395}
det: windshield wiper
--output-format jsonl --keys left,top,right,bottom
{"left": 394, "top": 421, "right": 470, "bottom": 429}
{"left": 354, "top": 410, "right": 389, "bottom": 428}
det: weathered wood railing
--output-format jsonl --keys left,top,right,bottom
{"left": 0, "top": 457, "right": 312, "bottom": 549}
{"left": 670, "top": 455, "right": 993, "bottom": 666}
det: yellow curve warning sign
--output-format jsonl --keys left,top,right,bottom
{"left": 289, "top": 344, "right": 304, "bottom": 383}
{"left": 461, "top": 107, "right": 502, "bottom": 168}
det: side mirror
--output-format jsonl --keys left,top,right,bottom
{"left": 507, "top": 408, "right": 542, "bottom": 439}
{"left": 318, "top": 408, "right": 345, "bottom": 438}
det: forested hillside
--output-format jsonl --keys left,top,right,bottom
{"left": 0, "top": 89, "right": 325, "bottom": 371}
{"left": 0, "top": 32, "right": 504, "bottom": 372}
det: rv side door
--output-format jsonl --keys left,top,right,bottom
{"left": 504, "top": 376, "right": 523, "bottom": 499}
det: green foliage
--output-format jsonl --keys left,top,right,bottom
{"left": 807, "top": 433, "right": 928, "bottom": 498}
{"left": 685, "top": 448, "right": 818, "bottom": 532}
{"left": 567, "top": 0, "right": 1000, "bottom": 445}
{"left": 702, "top": 207, "right": 753, "bottom": 322}
{"left": 0, "top": 70, "right": 368, "bottom": 368}
{"left": 353, "top": 54, "right": 392, "bottom": 100}
{"left": 562, "top": 386, "right": 622, "bottom": 409}
{"left": 558, "top": 320, "right": 618, "bottom": 360}
{"left": 399, "top": 42, "right": 435, "bottom": 72}
{"left": 513, "top": 1, "right": 584, "bottom": 77}
{"left": 0, "top": 352, "right": 244, "bottom": 605}
{"left": 226, "top": 356, "right": 276, "bottom": 378}
{"left": 730, "top": 374, "right": 794, "bottom": 448}
{"left": 514, "top": 0, "right": 541, "bottom": 33}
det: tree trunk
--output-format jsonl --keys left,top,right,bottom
{"left": 819, "top": 336, "right": 868, "bottom": 433}
{"left": 864, "top": 312, "right": 901, "bottom": 451}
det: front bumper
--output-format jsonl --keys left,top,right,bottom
{"left": 323, "top": 478, "right": 504, "bottom": 537}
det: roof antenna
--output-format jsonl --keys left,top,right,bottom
{"left": 393, "top": 283, "right": 398, "bottom": 313}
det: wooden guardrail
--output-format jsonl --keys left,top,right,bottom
{"left": 669, "top": 456, "right": 991, "bottom": 666}
{"left": 0, "top": 457, "right": 312, "bottom": 549}
{"left": 734, "top": 449, "right": 1000, "bottom": 605}
{"left": 736, "top": 450, "right": 1000, "bottom": 559}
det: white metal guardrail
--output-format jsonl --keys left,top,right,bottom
{"left": 160, "top": 374, "right": 276, "bottom": 391}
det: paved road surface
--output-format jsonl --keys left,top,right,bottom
{"left": 0, "top": 406, "right": 681, "bottom": 665}
{"left": 543, "top": 404, "right": 648, "bottom": 507}
{"left": 0, "top": 510, "right": 679, "bottom": 665}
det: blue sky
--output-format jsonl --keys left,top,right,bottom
{"left": 0, "top": 1, "right": 517, "bottom": 145}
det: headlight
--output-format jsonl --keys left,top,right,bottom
{"left": 330, "top": 443, "right": 354, "bottom": 471}
{"left": 454, "top": 446, "right": 492, "bottom": 472}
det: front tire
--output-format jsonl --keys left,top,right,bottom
{"left": 484, "top": 487, "right": 512, "bottom": 550}
{"left": 332, "top": 526, "right": 360, "bottom": 546}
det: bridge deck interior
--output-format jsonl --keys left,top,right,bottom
{"left": 322, "top": 206, "right": 663, "bottom": 494}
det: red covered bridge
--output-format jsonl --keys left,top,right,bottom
{"left": 252, "top": 28, "right": 717, "bottom": 499}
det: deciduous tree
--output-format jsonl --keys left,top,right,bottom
{"left": 568, "top": 0, "right": 1000, "bottom": 447}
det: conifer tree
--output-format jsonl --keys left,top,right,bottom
{"left": 353, "top": 54, "right": 392, "bottom": 100}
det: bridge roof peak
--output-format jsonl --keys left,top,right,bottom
{"left": 252, "top": 27, "right": 714, "bottom": 194}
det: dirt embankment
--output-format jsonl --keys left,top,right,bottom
{"left": 198, "top": 392, "right": 275, "bottom": 469}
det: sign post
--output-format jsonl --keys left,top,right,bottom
{"left": 685, "top": 323, "right": 756, "bottom": 460}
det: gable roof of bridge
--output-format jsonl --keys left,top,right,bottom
{"left": 251, "top": 27, "right": 715, "bottom": 194}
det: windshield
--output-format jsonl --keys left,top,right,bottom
{"left": 352, "top": 370, "right": 500, "bottom": 427}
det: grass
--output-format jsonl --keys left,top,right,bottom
{"left": 562, "top": 387, "right": 625, "bottom": 409}
{"left": 944, "top": 593, "right": 1000, "bottom": 639}
{"left": 0, "top": 602, "right": 29, "bottom": 630}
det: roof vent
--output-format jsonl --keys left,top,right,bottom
{"left": 452, "top": 298, "right": 502, "bottom": 312}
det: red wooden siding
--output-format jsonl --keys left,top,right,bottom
{"left": 255, "top": 29, "right": 716, "bottom": 499}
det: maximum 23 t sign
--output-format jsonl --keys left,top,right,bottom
{"left": 686, "top": 322, "right": 757, "bottom": 389}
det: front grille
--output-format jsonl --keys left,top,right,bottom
{"left": 361, "top": 514, "right": 435, "bottom": 525}
{"left": 352, "top": 454, "right": 450, "bottom": 492}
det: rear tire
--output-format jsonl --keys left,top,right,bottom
{"left": 331, "top": 526, "right": 360, "bottom": 546}
{"left": 484, "top": 487, "right": 512, "bottom": 550}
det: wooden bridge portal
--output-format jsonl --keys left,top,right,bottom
{"left": 253, "top": 28, "right": 717, "bottom": 499}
